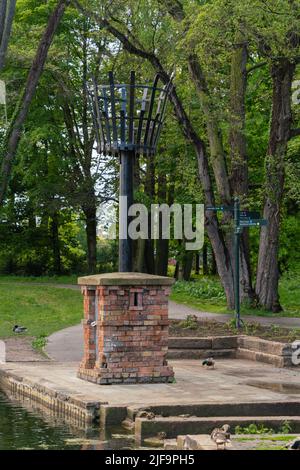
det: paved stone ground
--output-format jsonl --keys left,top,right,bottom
{"left": 1, "top": 359, "right": 300, "bottom": 407}
{"left": 4, "top": 337, "right": 48, "bottom": 362}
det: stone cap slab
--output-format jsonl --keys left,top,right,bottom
{"left": 78, "top": 272, "right": 174, "bottom": 286}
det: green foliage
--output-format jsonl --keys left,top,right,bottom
{"left": 279, "top": 421, "right": 292, "bottom": 434}
{"left": 173, "top": 278, "right": 226, "bottom": 301}
{"left": 235, "top": 421, "right": 292, "bottom": 435}
{"left": 32, "top": 334, "right": 47, "bottom": 351}
{"left": 235, "top": 423, "right": 274, "bottom": 435}
{"left": 178, "top": 314, "right": 199, "bottom": 330}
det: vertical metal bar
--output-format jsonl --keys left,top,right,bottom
{"left": 128, "top": 71, "right": 135, "bottom": 145}
{"left": 143, "top": 75, "right": 159, "bottom": 148}
{"left": 95, "top": 288, "right": 98, "bottom": 363}
{"left": 136, "top": 87, "right": 148, "bottom": 152}
{"left": 102, "top": 87, "right": 111, "bottom": 148}
{"left": 120, "top": 86, "right": 126, "bottom": 145}
{"left": 92, "top": 79, "right": 105, "bottom": 152}
{"left": 234, "top": 197, "right": 241, "bottom": 329}
{"left": 108, "top": 71, "right": 118, "bottom": 146}
{"left": 119, "top": 150, "right": 134, "bottom": 272}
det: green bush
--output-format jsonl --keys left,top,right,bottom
{"left": 172, "top": 278, "right": 226, "bottom": 301}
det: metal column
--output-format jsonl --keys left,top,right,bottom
{"left": 119, "top": 150, "right": 134, "bottom": 272}
{"left": 234, "top": 197, "right": 241, "bottom": 329}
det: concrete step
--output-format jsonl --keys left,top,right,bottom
{"left": 126, "top": 400, "right": 300, "bottom": 421}
{"left": 167, "top": 348, "right": 236, "bottom": 360}
{"left": 169, "top": 336, "right": 238, "bottom": 350}
{"left": 135, "top": 415, "right": 300, "bottom": 443}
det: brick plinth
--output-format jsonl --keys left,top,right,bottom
{"left": 77, "top": 273, "right": 175, "bottom": 385}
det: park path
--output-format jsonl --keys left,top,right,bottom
{"left": 1, "top": 281, "right": 298, "bottom": 361}
{"left": 2, "top": 281, "right": 299, "bottom": 329}
{"left": 41, "top": 283, "right": 300, "bottom": 362}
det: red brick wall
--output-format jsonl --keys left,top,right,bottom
{"left": 78, "top": 284, "right": 174, "bottom": 384}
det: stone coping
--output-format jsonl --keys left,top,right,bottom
{"left": 78, "top": 272, "right": 174, "bottom": 286}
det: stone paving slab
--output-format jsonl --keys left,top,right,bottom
{"left": 1, "top": 359, "right": 300, "bottom": 408}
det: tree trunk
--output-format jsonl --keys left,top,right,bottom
{"left": 256, "top": 59, "right": 295, "bottom": 312}
{"left": 144, "top": 153, "right": 155, "bottom": 273}
{"left": 0, "top": 0, "right": 16, "bottom": 71}
{"left": 83, "top": 205, "right": 97, "bottom": 274}
{"left": 155, "top": 172, "right": 169, "bottom": 276}
{"left": 188, "top": 55, "right": 231, "bottom": 204}
{"left": 50, "top": 212, "right": 61, "bottom": 275}
{"left": 228, "top": 32, "right": 254, "bottom": 303}
{"left": 203, "top": 242, "right": 208, "bottom": 275}
{"left": 195, "top": 252, "right": 200, "bottom": 275}
{"left": 0, "top": 0, "right": 70, "bottom": 205}
{"left": 183, "top": 250, "right": 193, "bottom": 281}
{"left": 210, "top": 249, "right": 217, "bottom": 275}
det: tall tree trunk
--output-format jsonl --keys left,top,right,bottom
{"left": 144, "top": 153, "right": 155, "bottom": 273}
{"left": 195, "top": 252, "right": 200, "bottom": 275}
{"left": 0, "top": 0, "right": 16, "bottom": 71}
{"left": 0, "top": 0, "right": 70, "bottom": 205}
{"left": 210, "top": 249, "right": 217, "bottom": 275}
{"left": 188, "top": 55, "right": 231, "bottom": 204}
{"left": 182, "top": 250, "right": 193, "bottom": 281}
{"left": 83, "top": 204, "right": 97, "bottom": 274}
{"left": 229, "top": 32, "right": 254, "bottom": 302}
{"left": 155, "top": 172, "right": 169, "bottom": 276}
{"left": 203, "top": 242, "right": 208, "bottom": 275}
{"left": 50, "top": 211, "right": 61, "bottom": 275}
{"left": 256, "top": 59, "right": 295, "bottom": 312}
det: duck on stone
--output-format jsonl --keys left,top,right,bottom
{"left": 286, "top": 437, "right": 300, "bottom": 450}
{"left": 202, "top": 357, "right": 215, "bottom": 369}
{"left": 211, "top": 424, "right": 231, "bottom": 450}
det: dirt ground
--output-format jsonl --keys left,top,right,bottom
{"left": 3, "top": 337, "right": 49, "bottom": 362}
{"left": 169, "top": 318, "right": 300, "bottom": 343}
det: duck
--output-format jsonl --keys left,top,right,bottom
{"left": 136, "top": 410, "right": 155, "bottom": 420}
{"left": 211, "top": 424, "right": 231, "bottom": 450}
{"left": 13, "top": 325, "right": 27, "bottom": 333}
{"left": 202, "top": 357, "right": 215, "bottom": 369}
{"left": 285, "top": 437, "right": 300, "bottom": 450}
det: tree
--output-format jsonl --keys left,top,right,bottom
{"left": 0, "top": 0, "right": 16, "bottom": 71}
{"left": 0, "top": 0, "right": 70, "bottom": 205}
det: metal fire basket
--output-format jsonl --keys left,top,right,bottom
{"left": 89, "top": 71, "right": 172, "bottom": 271}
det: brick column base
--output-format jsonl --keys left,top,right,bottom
{"left": 77, "top": 273, "right": 175, "bottom": 385}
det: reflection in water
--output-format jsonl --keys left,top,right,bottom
{"left": 0, "top": 391, "right": 140, "bottom": 450}
{"left": 245, "top": 381, "right": 300, "bottom": 395}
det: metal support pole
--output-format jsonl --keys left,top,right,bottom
{"left": 234, "top": 197, "right": 241, "bottom": 329}
{"left": 119, "top": 150, "right": 134, "bottom": 272}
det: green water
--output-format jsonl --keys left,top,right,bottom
{"left": 0, "top": 391, "right": 137, "bottom": 450}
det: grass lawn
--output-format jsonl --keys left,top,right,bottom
{"left": 0, "top": 283, "right": 82, "bottom": 338}
{"left": 0, "top": 271, "right": 299, "bottom": 341}
{"left": 170, "top": 274, "right": 300, "bottom": 317}
{"left": 0, "top": 275, "right": 78, "bottom": 285}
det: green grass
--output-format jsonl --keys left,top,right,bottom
{"left": 0, "top": 270, "right": 299, "bottom": 342}
{"left": 0, "top": 275, "right": 78, "bottom": 285}
{"left": 0, "top": 283, "right": 82, "bottom": 338}
{"left": 170, "top": 274, "right": 300, "bottom": 317}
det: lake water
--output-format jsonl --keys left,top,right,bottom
{"left": 0, "top": 390, "right": 139, "bottom": 450}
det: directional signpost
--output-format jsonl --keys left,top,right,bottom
{"left": 206, "top": 198, "right": 267, "bottom": 329}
